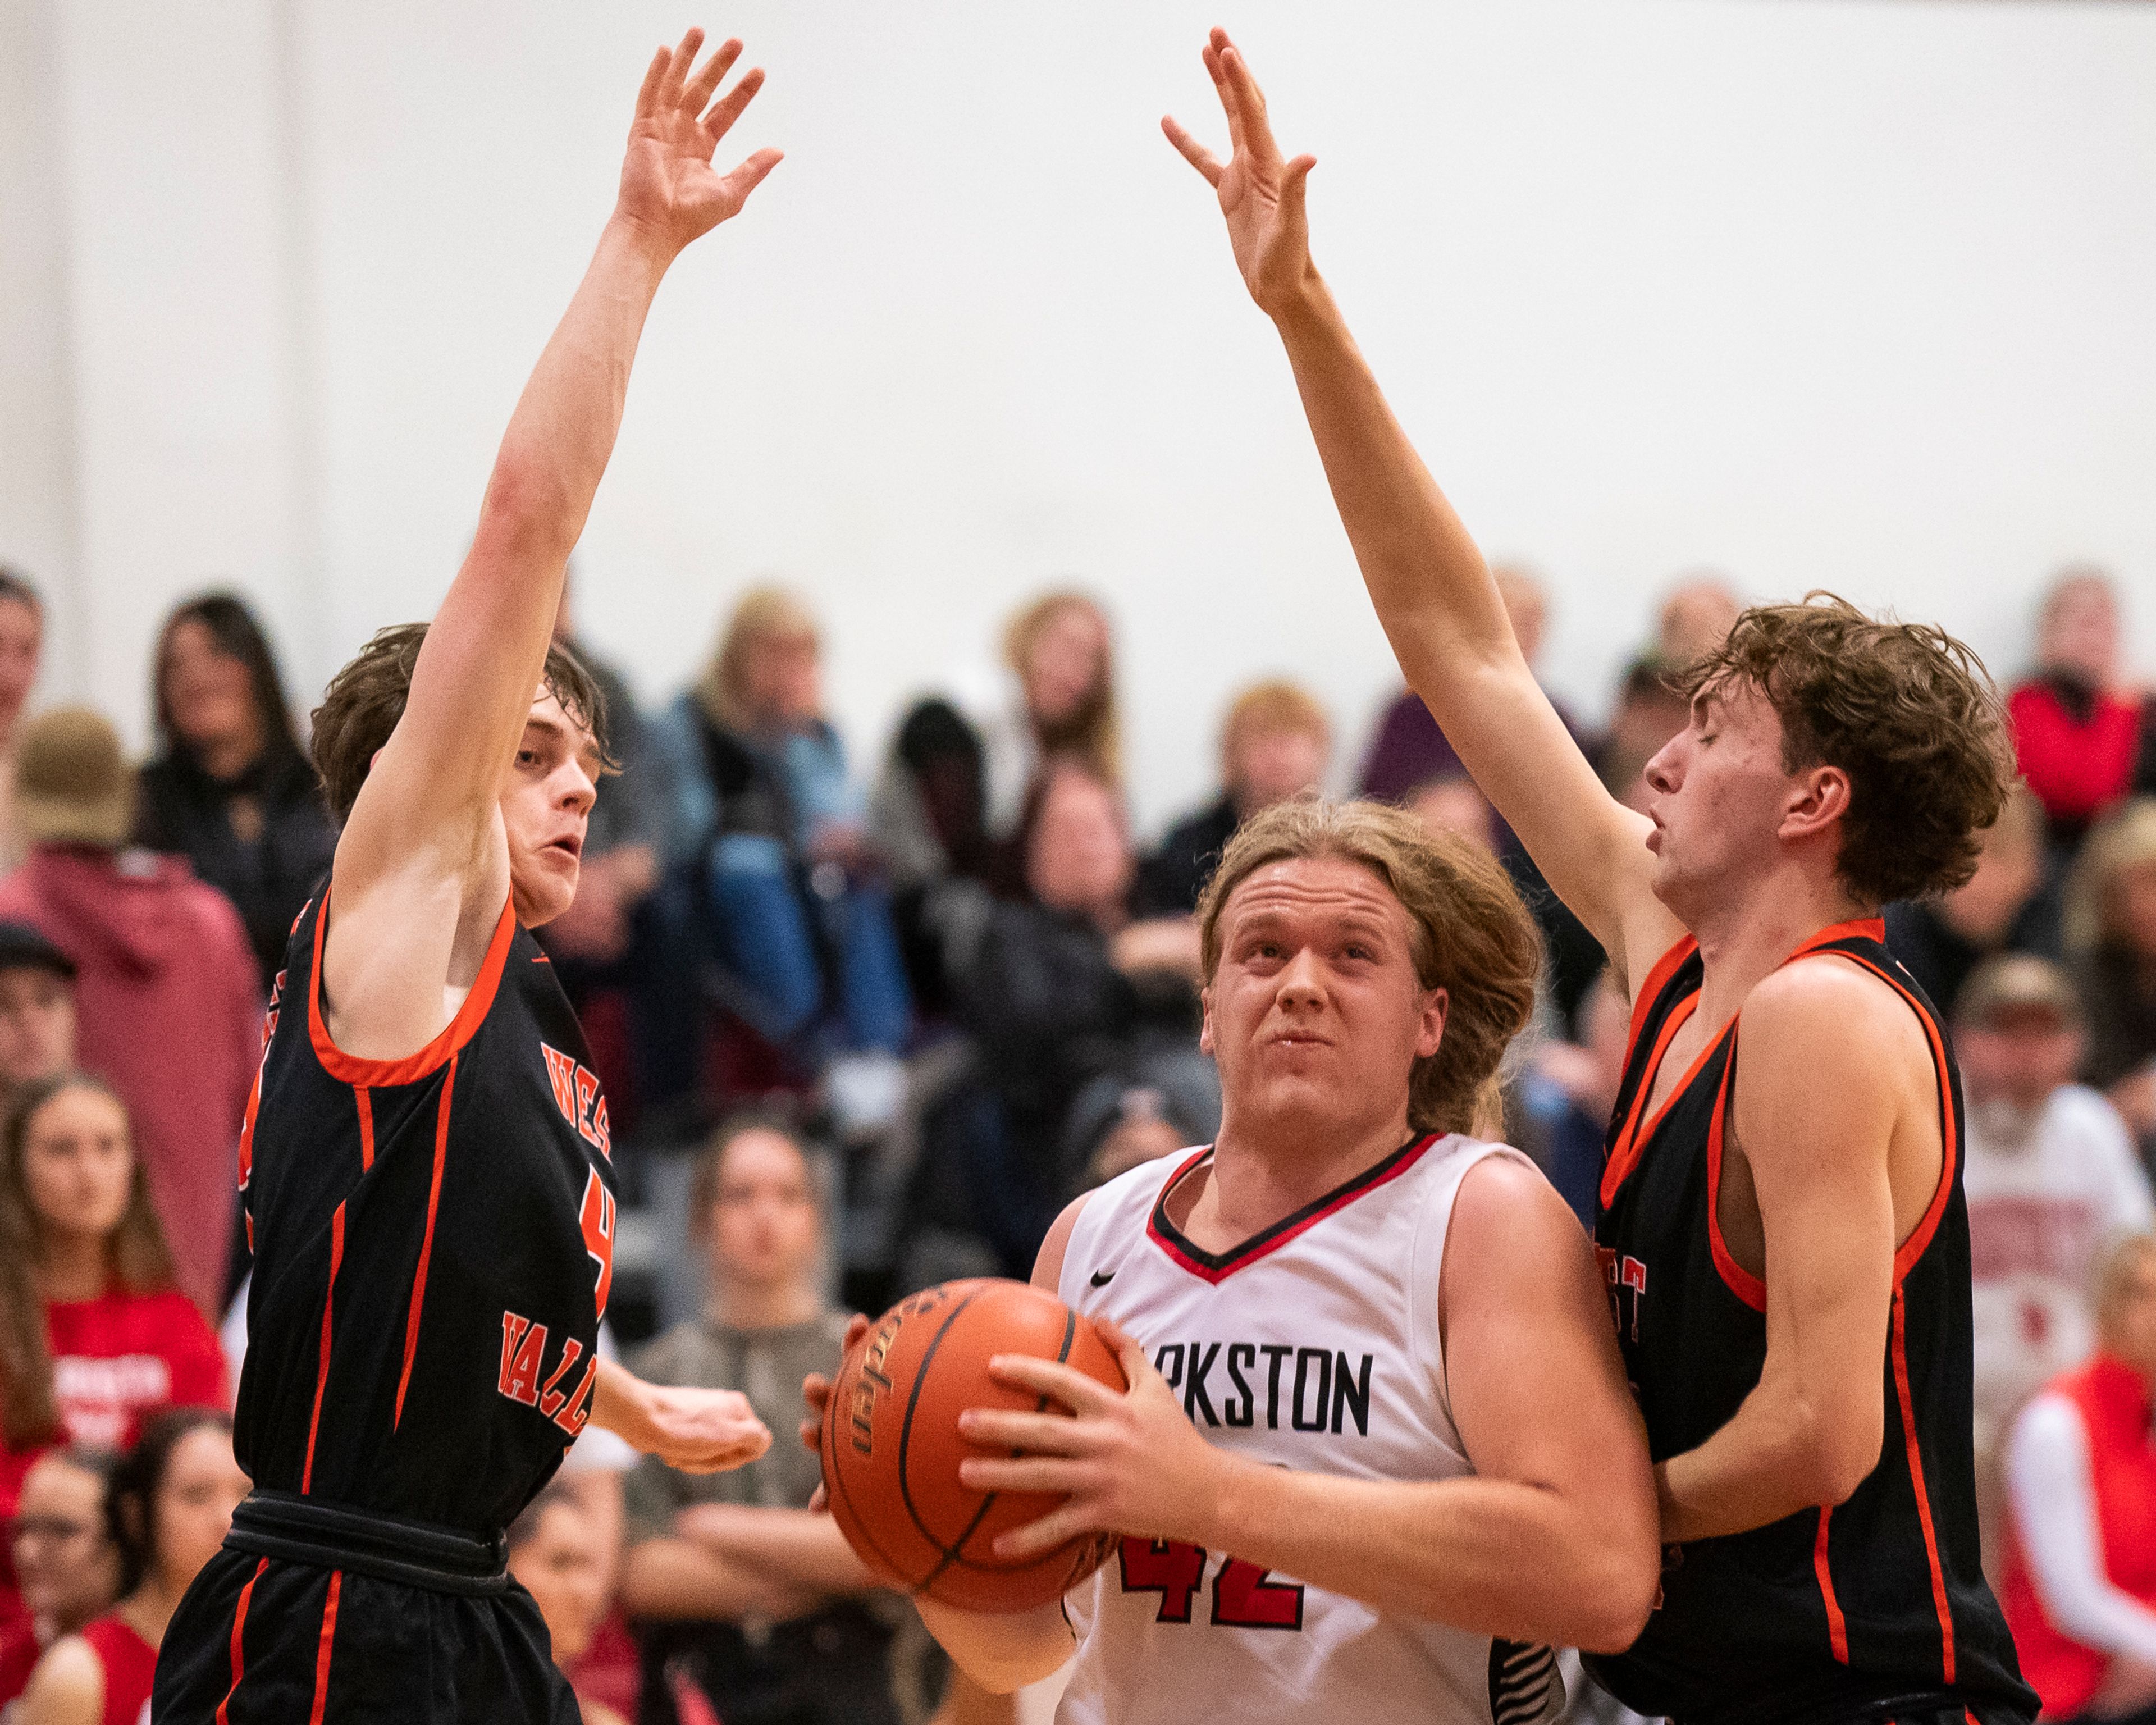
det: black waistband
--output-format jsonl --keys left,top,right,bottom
{"left": 225, "top": 1491, "right": 509, "bottom": 1598}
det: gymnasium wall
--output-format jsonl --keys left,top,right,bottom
{"left": 3, "top": 0, "right": 2154, "bottom": 832}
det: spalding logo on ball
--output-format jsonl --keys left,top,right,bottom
{"left": 820, "top": 1277, "right": 1129, "bottom": 1613}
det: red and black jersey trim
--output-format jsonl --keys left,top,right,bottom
{"left": 1146, "top": 1134, "right": 1440, "bottom": 1285}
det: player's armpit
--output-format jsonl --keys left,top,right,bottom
{"left": 913, "top": 1595, "right": 1075, "bottom": 1695}
{"left": 1656, "top": 965, "right": 1903, "bottom": 1543}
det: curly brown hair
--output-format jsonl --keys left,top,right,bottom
{"left": 1675, "top": 594, "right": 2012, "bottom": 907}
{"left": 1196, "top": 798, "right": 1541, "bottom": 1137}
{"left": 310, "top": 623, "right": 614, "bottom": 822}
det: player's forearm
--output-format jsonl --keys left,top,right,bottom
{"left": 474, "top": 214, "right": 672, "bottom": 567}
{"left": 1197, "top": 1453, "right": 1656, "bottom": 1654}
{"left": 1657, "top": 1375, "right": 1881, "bottom": 1543}
{"left": 913, "top": 1597, "right": 1074, "bottom": 1695}
{"left": 682, "top": 1507, "right": 882, "bottom": 1594}
{"left": 1268, "top": 277, "right": 1520, "bottom": 696}
{"left": 622, "top": 1536, "right": 826, "bottom": 1622}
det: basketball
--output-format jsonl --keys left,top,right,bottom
{"left": 820, "top": 1277, "right": 1129, "bottom": 1614}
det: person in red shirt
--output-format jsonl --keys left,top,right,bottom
{"left": 0, "top": 1449, "right": 121, "bottom": 1710}
{"left": 2002, "top": 1233, "right": 2156, "bottom": 1723}
{"left": 0, "top": 1074, "right": 226, "bottom": 1532}
{"left": 0, "top": 708, "right": 261, "bottom": 1318}
{"left": 18, "top": 1409, "right": 246, "bottom": 1725}
{"left": 2007, "top": 569, "right": 2149, "bottom": 855}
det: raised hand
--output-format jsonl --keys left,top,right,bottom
{"left": 618, "top": 27, "right": 783, "bottom": 256}
{"left": 1162, "top": 28, "right": 1317, "bottom": 318}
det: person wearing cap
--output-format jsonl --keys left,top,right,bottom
{"left": 0, "top": 708, "right": 259, "bottom": 1318}
{"left": 1957, "top": 952, "right": 2154, "bottom": 1572}
{"left": 0, "top": 921, "right": 76, "bottom": 1121}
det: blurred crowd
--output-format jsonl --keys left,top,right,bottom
{"left": 0, "top": 554, "right": 2154, "bottom": 1724}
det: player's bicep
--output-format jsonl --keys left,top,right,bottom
{"left": 1441, "top": 1160, "right": 1653, "bottom": 1525}
{"left": 1734, "top": 979, "right": 1898, "bottom": 1453}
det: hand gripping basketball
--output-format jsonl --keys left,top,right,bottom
{"left": 814, "top": 1280, "right": 1153, "bottom": 1614}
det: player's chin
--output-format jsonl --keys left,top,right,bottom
{"left": 512, "top": 852, "right": 581, "bottom": 927}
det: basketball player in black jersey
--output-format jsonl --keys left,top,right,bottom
{"left": 153, "top": 30, "right": 779, "bottom": 1724}
{"left": 1163, "top": 29, "right": 2036, "bottom": 1725}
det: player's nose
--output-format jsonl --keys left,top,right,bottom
{"left": 1274, "top": 946, "right": 1326, "bottom": 1004}
{"left": 1643, "top": 737, "right": 1683, "bottom": 796}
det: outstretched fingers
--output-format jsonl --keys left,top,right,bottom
{"left": 1161, "top": 115, "right": 1224, "bottom": 188}
{"left": 682, "top": 34, "right": 743, "bottom": 114}
{"left": 717, "top": 146, "right": 784, "bottom": 206}
{"left": 634, "top": 45, "right": 670, "bottom": 121}
{"left": 659, "top": 28, "right": 703, "bottom": 109}
{"left": 701, "top": 63, "right": 766, "bottom": 143}
{"left": 1214, "top": 37, "right": 1283, "bottom": 166}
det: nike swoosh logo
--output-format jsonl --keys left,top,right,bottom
{"left": 1090, "top": 1270, "right": 1116, "bottom": 1287}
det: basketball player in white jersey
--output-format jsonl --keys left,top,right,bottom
{"left": 878, "top": 799, "right": 1660, "bottom": 1722}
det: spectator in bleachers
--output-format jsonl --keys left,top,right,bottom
{"left": 1887, "top": 784, "right": 2064, "bottom": 1022}
{"left": 0, "top": 1076, "right": 225, "bottom": 1531}
{"left": 1138, "top": 678, "right": 1329, "bottom": 916}
{"left": 1655, "top": 572, "right": 1744, "bottom": 671}
{"left": 2067, "top": 799, "right": 2156, "bottom": 1162}
{"left": 133, "top": 593, "right": 337, "bottom": 994}
{"left": 908, "top": 758, "right": 1218, "bottom": 1279}
{"left": 0, "top": 926, "right": 74, "bottom": 1127}
{"left": 508, "top": 1482, "right": 629, "bottom": 1725}
{"left": 622, "top": 1116, "right": 899, "bottom": 1725}
{"left": 19, "top": 1408, "right": 244, "bottom": 1725}
{"left": 1519, "top": 965, "right": 1630, "bottom": 1229}
{"left": 1957, "top": 957, "right": 2154, "bottom": 1566}
{"left": 1593, "top": 652, "right": 1691, "bottom": 814}
{"left": 539, "top": 575, "right": 666, "bottom": 1132}
{"left": 0, "top": 571, "right": 44, "bottom": 877}
{"left": 1405, "top": 772, "right": 1500, "bottom": 856}
{"left": 652, "top": 588, "right": 911, "bottom": 1067}
{"left": 2001, "top": 1234, "right": 2156, "bottom": 1724}
{"left": 0, "top": 710, "right": 259, "bottom": 1317}
{"left": 1358, "top": 563, "right": 1566, "bottom": 806}
{"left": 2009, "top": 568, "right": 2148, "bottom": 856}
{"left": 877, "top": 590, "right": 1120, "bottom": 866}
{"left": 0, "top": 1449, "right": 118, "bottom": 1712}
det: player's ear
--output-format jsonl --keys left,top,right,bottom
{"left": 1416, "top": 985, "right": 1448, "bottom": 1060}
{"left": 1198, "top": 986, "right": 1215, "bottom": 1056}
{"left": 1780, "top": 763, "right": 1852, "bottom": 845}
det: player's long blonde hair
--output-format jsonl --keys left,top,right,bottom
{"left": 1196, "top": 797, "right": 1541, "bottom": 1139}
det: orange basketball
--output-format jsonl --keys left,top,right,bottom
{"left": 820, "top": 1277, "right": 1128, "bottom": 1614}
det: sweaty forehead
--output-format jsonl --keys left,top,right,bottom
{"left": 1221, "top": 856, "right": 1410, "bottom": 934}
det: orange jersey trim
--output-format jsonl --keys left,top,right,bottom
{"left": 300, "top": 1201, "right": 346, "bottom": 1493}
{"left": 308, "top": 888, "right": 515, "bottom": 1088}
{"left": 394, "top": 1056, "right": 456, "bottom": 1430}
{"left": 1892, "top": 1286, "right": 1957, "bottom": 1683}
{"left": 1814, "top": 1505, "right": 1849, "bottom": 1664}
{"left": 214, "top": 1557, "right": 268, "bottom": 1724}
{"left": 307, "top": 1571, "right": 342, "bottom": 1725}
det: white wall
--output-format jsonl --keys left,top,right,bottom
{"left": 6, "top": 0, "right": 2156, "bottom": 831}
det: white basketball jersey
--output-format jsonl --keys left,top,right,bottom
{"left": 1054, "top": 1133, "right": 1564, "bottom": 1725}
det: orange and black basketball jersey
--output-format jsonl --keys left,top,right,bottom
{"left": 1586, "top": 919, "right": 2036, "bottom": 1725}
{"left": 232, "top": 889, "right": 619, "bottom": 1536}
